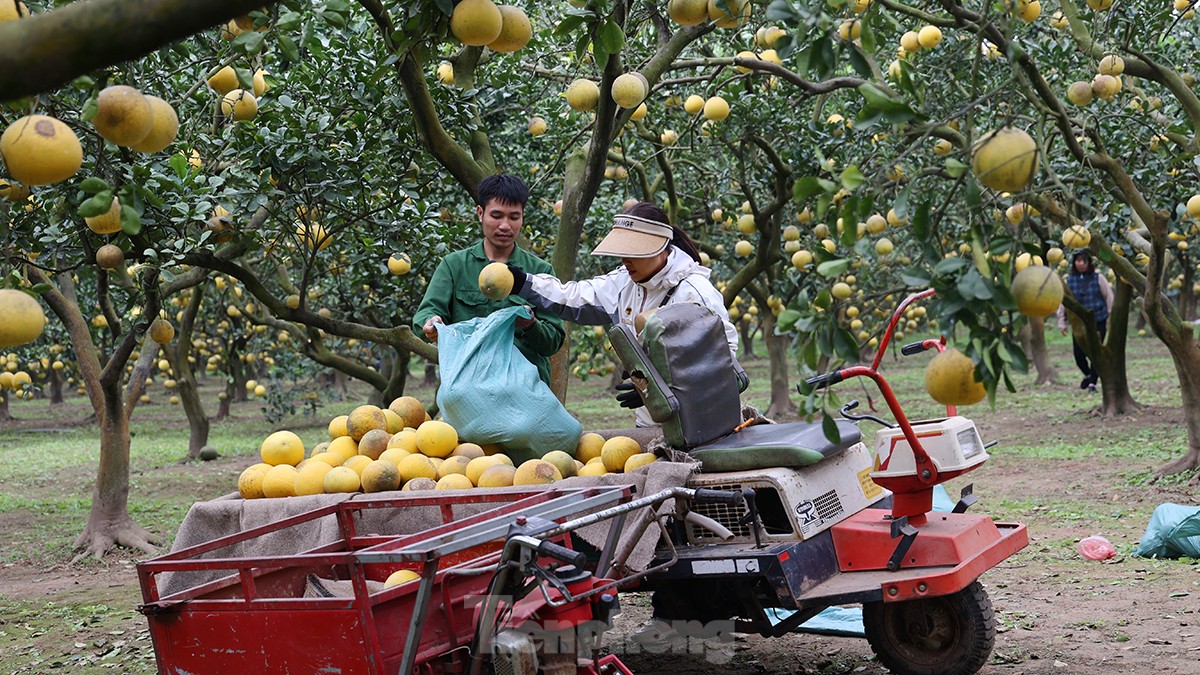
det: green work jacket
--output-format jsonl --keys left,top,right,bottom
{"left": 413, "top": 242, "right": 565, "bottom": 385}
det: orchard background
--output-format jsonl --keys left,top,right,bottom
{"left": 1, "top": 0, "right": 1199, "bottom": 672}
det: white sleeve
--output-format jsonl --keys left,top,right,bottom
{"left": 672, "top": 276, "right": 739, "bottom": 357}
{"left": 518, "top": 269, "right": 627, "bottom": 326}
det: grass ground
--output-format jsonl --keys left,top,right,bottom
{"left": 0, "top": 329, "right": 1197, "bottom": 674}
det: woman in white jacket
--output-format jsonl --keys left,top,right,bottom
{"left": 507, "top": 202, "right": 737, "bottom": 426}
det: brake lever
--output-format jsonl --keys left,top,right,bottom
{"left": 839, "top": 399, "right": 896, "bottom": 429}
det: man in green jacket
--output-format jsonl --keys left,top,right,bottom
{"left": 413, "top": 175, "right": 565, "bottom": 385}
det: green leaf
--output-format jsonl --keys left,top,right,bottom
{"left": 793, "top": 176, "right": 837, "bottom": 201}
{"left": 556, "top": 14, "right": 587, "bottom": 35}
{"left": 816, "top": 258, "right": 850, "bottom": 278}
{"left": 169, "top": 153, "right": 188, "bottom": 180}
{"left": 840, "top": 165, "right": 866, "bottom": 190}
{"left": 822, "top": 413, "right": 842, "bottom": 444}
{"left": 80, "top": 177, "right": 110, "bottom": 195}
{"left": 847, "top": 49, "right": 871, "bottom": 78}
{"left": 933, "top": 256, "right": 969, "bottom": 275}
{"left": 29, "top": 283, "right": 52, "bottom": 295}
{"left": 945, "top": 158, "right": 968, "bottom": 178}
{"left": 776, "top": 309, "right": 801, "bottom": 333}
{"left": 80, "top": 95, "right": 99, "bottom": 123}
{"left": 433, "top": 0, "right": 454, "bottom": 15}
{"left": 911, "top": 201, "right": 931, "bottom": 241}
{"left": 233, "top": 31, "right": 265, "bottom": 56}
{"left": 77, "top": 190, "right": 114, "bottom": 218}
{"left": 833, "top": 328, "right": 859, "bottom": 361}
{"left": 598, "top": 19, "right": 625, "bottom": 54}
{"left": 813, "top": 288, "right": 832, "bottom": 310}
{"left": 120, "top": 205, "right": 142, "bottom": 235}
{"left": 234, "top": 66, "right": 254, "bottom": 90}
{"left": 279, "top": 35, "right": 300, "bottom": 62}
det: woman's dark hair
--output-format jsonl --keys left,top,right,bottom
{"left": 1071, "top": 250, "right": 1094, "bottom": 274}
{"left": 476, "top": 174, "right": 530, "bottom": 209}
{"left": 623, "top": 201, "right": 702, "bottom": 263}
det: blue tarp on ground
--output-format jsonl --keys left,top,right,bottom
{"left": 1133, "top": 503, "right": 1200, "bottom": 559}
{"left": 770, "top": 485, "right": 957, "bottom": 637}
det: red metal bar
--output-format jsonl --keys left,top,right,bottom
{"left": 831, "top": 365, "right": 939, "bottom": 485}
{"left": 871, "top": 288, "right": 937, "bottom": 371}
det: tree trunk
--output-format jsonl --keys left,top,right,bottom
{"left": 761, "top": 311, "right": 795, "bottom": 418}
{"left": 549, "top": 330, "right": 569, "bottom": 404}
{"left": 1181, "top": 263, "right": 1196, "bottom": 321}
{"left": 1021, "top": 316, "right": 1059, "bottom": 386}
{"left": 1096, "top": 280, "right": 1139, "bottom": 416}
{"left": 0, "top": 389, "right": 11, "bottom": 422}
{"left": 168, "top": 344, "right": 209, "bottom": 460}
{"left": 216, "top": 384, "right": 232, "bottom": 420}
{"left": 379, "top": 347, "right": 410, "bottom": 405}
{"left": 739, "top": 317, "right": 756, "bottom": 358}
{"left": 423, "top": 361, "right": 437, "bottom": 387}
{"left": 1154, "top": 336, "right": 1200, "bottom": 475}
{"left": 73, "top": 356, "right": 157, "bottom": 561}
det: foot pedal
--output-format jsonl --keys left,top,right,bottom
{"left": 952, "top": 484, "right": 978, "bottom": 514}
{"left": 887, "top": 517, "right": 919, "bottom": 572}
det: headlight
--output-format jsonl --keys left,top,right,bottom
{"left": 957, "top": 428, "right": 984, "bottom": 459}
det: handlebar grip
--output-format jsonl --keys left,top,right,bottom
{"left": 900, "top": 341, "right": 929, "bottom": 356}
{"left": 804, "top": 371, "right": 844, "bottom": 390}
{"left": 537, "top": 540, "right": 587, "bottom": 568}
{"left": 692, "top": 488, "right": 744, "bottom": 506}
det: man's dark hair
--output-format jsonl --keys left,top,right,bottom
{"left": 1071, "top": 250, "right": 1094, "bottom": 274}
{"left": 624, "top": 201, "right": 702, "bottom": 263}
{"left": 476, "top": 175, "right": 530, "bottom": 209}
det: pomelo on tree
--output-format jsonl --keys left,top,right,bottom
{"left": 0, "top": 115, "right": 83, "bottom": 185}
{"left": 92, "top": 85, "right": 153, "bottom": 147}
{"left": 924, "top": 348, "right": 986, "bottom": 406}
{"left": 451, "top": 0, "right": 503, "bottom": 46}
{"left": 971, "top": 127, "right": 1039, "bottom": 192}
{"left": 1011, "top": 265, "right": 1064, "bottom": 318}
{"left": 0, "top": 289, "right": 46, "bottom": 349}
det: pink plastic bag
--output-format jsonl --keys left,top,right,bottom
{"left": 1077, "top": 535, "right": 1116, "bottom": 560}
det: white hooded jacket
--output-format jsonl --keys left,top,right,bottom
{"left": 517, "top": 248, "right": 739, "bottom": 427}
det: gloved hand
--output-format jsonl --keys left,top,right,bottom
{"left": 506, "top": 262, "right": 527, "bottom": 294}
{"left": 615, "top": 381, "right": 644, "bottom": 409}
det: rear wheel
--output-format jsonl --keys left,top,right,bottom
{"left": 862, "top": 581, "right": 996, "bottom": 675}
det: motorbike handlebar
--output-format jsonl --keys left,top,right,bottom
{"left": 900, "top": 340, "right": 930, "bottom": 356}
{"left": 536, "top": 539, "right": 588, "bottom": 569}
{"left": 803, "top": 371, "right": 844, "bottom": 391}
{"left": 692, "top": 488, "right": 744, "bottom": 506}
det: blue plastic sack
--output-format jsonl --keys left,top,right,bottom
{"left": 435, "top": 305, "right": 581, "bottom": 464}
{"left": 1133, "top": 503, "right": 1200, "bottom": 559}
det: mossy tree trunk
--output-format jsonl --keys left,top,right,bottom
{"left": 169, "top": 284, "right": 210, "bottom": 461}
{"left": 1020, "top": 317, "right": 1059, "bottom": 386}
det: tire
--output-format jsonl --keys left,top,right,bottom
{"left": 862, "top": 581, "right": 996, "bottom": 675}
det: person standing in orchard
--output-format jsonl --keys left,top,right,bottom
{"left": 1057, "top": 250, "right": 1113, "bottom": 393}
{"left": 413, "top": 175, "right": 564, "bottom": 386}
{"left": 504, "top": 201, "right": 737, "bottom": 426}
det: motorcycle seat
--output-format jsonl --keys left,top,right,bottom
{"left": 689, "top": 419, "right": 862, "bottom": 472}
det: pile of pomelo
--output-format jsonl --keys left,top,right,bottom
{"left": 237, "top": 396, "right": 658, "bottom": 499}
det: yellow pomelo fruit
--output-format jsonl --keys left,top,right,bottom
{"left": 566, "top": 79, "right": 601, "bottom": 111}
{"left": 1067, "top": 81, "right": 1093, "bottom": 106}
{"left": 734, "top": 240, "right": 753, "bottom": 257}
{"left": 149, "top": 318, "right": 175, "bottom": 344}
{"left": 309, "top": 442, "right": 330, "bottom": 458}
{"left": 437, "top": 455, "right": 473, "bottom": 479}
{"left": 492, "top": 453, "right": 514, "bottom": 467}
{"left": 416, "top": 420, "right": 459, "bottom": 458}
{"left": 624, "top": 452, "right": 658, "bottom": 472}
{"left": 577, "top": 433, "right": 606, "bottom": 463}
{"left": 402, "top": 477, "right": 438, "bottom": 491}
{"left": 96, "top": 244, "right": 124, "bottom": 269}
{"left": 1046, "top": 247, "right": 1065, "bottom": 264}
{"left": 343, "top": 455, "right": 374, "bottom": 475}
{"left": 917, "top": 25, "right": 942, "bottom": 48}
{"left": 294, "top": 461, "right": 332, "bottom": 496}
{"left": 382, "top": 409, "right": 405, "bottom": 434}
{"left": 466, "top": 456, "right": 504, "bottom": 485}
{"left": 476, "top": 464, "right": 517, "bottom": 487}
{"left": 388, "top": 429, "right": 419, "bottom": 452}
{"left": 221, "top": 89, "right": 258, "bottom": 121}
{"left": 237, "top": 463, "right": 272, "bottom": 499}
{"left": 436, "top": 474, "right": 475, "bottom": 490}
{"left": 478, "top": 261, "right": 514, "bottom": 300}
{"left": 601, "top": 436, "right": 641, "bottom": 472}
{"left": 831, "top": 282, "right": 852, "bottom": 300}
{"left": 1061, "top": 225, "right": 1091, "bottom": 248}
{"left": 93, "top": 85, "right": 153, "bottom": 147}
{"left": 0, "top": 290, "right": 47, "bottom": 349}
{"left": 0, "top": 1, "right": 28, "bottom": 21}
{"left": 487, "top": 5, "right": 531, "bottom": 52}
{"left": 971, "top": 127, "right": 1039, "bottom": 192}
{"left": 513, "top": 459, "right": 562, "bottom": 485}
{"left": 388, "top": 254, "right": 412, "bottom": 275}
{"left": 207, "top": 65, "right": 239, "bottom": 95}
{"left": 261, "top": 430, "right": 305, "bottom": 466}
{"left": 577, "top": 462, "right": 608, "bottom": 477}
{"left": 388, "top": 396, "right": 426, "bottom": 429}
{"left": 324, "top": 466, "right": 361, "bottom": 493}
{"left": 384, "top": 569, "right": 420, "bottom": 588}
{"left": 683, "top": 94, "right": 705, "bottom": 114}
{"left": 130, "top": 96, "right": 179, "bottom": 153}
{"left": 924, "top": 348, "right": 986, "bottom": 406}
{"left": 1011, "top": 265, "right": 1064, "bottom": 318}
{"left": 85, "top": 197, "right": 123, "bottom": 235}
{"left": 541, "top": 450, "right": 577, "bottom": 478}
{"left": 668, "top": 0, "right": 709, "bottom": 25}
{"left": 398, "top": 453, "right": 439, "bottom": 483}
{"left": 361, "top": 460, "right": 402, "bottom": 493}
{"left": 611, "top": 72, "right": 647, "bottom": 109}
{"left": 451, "top": 0, "right": 503, "bottom": 46}
{"left": 703, "top": 96, "right": 730, "bottom": 121}
{"left": 310, "top": 451, "right": 344, "bottom": 467}
{"left": 328, "top": 436, "right": 360, "bottom": 463}
{"left": 261, "top": 464, "right": 299, "bottom": 498}
{"left": 357, "top": 428, "right": 392, "bottom": 460}
{"left": 347, "top": 405, "right": 388, "bottom": 441}
{"left": 378, "top": 447, "right": 413, "bottom": 466}
{"left": 1, "top": 115, "right": 83, "bottom": 186}
{"left": 451, "top": 442, "right": 486, "bottom": 459}
{"left": 527, "top": 117, "right": 547, "bottom": 135}
{"left": 328, "top": 414, "right": 350, "bottom": 440}
{"left": 0, "top": 179, "right": 30, "bottom": 201}
{"left": 708, "top": 0, "right": 750, "bottom": 28}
